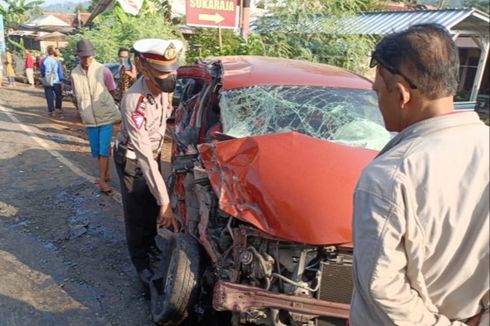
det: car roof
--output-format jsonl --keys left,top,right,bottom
{"left": 213, "top": 56, "right": 373, "bottom": 91}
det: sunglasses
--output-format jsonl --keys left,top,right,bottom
{"left": 370, "top": 51, "right": 418, "bottom": 89}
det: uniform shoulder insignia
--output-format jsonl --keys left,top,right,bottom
{"left": 135, "top": 95, "right": 146, "bottom": 114}
{"left": 131, "top": 95, "right": 146, "bottom": 129}
{"left": 131, "top": 112, "right": 145, "bottom": 129}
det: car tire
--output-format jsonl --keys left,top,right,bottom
{"left": 151, "top": 232, "right": 202, "bottom": 325}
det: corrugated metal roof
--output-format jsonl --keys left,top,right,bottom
{"left": 343, "top": 9, "right": 488, "bottom": 35}
{"left": 252, "top": 9, "right": 489, "bottom": 36}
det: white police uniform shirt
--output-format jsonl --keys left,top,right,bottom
{"left": 117, "top": 76, "right": 172, "bottom": 206}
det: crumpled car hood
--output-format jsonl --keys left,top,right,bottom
{"left": 198, "top": 132, "right": 377, "bottom": 245}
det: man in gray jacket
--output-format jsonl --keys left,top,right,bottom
{"left": 71, "top": 39, "right": 119, "bottom": 193}
{"left": 351, "top": 24, "right": 489, "bottom": 325}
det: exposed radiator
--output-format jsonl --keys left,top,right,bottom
{"left": 317, "top": 256, "right": 353, "bottom": 304}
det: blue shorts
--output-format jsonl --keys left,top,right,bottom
{"left": 87, "top": 125, "right": 113, "bottom": 158}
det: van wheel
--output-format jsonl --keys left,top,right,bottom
{"left": 151, "top": 233, "right": 202, "bottom": 325}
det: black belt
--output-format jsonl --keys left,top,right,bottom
{"left": 116, "top": 143, "right": 160, "bottom": 160}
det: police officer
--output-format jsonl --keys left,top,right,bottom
{"left": 114, "top": 38, "right": 182, "bottom": 285}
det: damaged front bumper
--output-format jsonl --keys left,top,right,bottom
{"left": 213, "top": 280, "right": 350, "bottom": 319}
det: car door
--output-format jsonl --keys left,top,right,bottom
{"left": 173, "top": 65, "right": 213, "bottom": 156}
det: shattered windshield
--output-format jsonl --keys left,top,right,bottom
{"left": 220, "top": 86, "right": 392, "bottom": 151}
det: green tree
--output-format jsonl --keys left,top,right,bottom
{"left": 88, "top": 0, "right": 171, "bottom": 16}
{"left": 460, "top": 0, "right": 489, "bottom": 13}
{"left": 29, "top": 3, "right": 44, "bottom": 17}
{"left": 7, "top": 38, "right": 25, "bottom": 53}
{"left": 185, "top": 0, "right": 383, "bottom": 68}
{"left": 0, "top": 0, "right": 44, "bottom": 28}
{"left": 252, "top": 0, "right": 381, "bottom": 73}
{"left": 416, "top": 0, "right": 489, "bottom": 13}
{"left": 185, "top": 28, "right": 266, "bottom": 64}
{"left": 63, "top": 0, "right": 181, "bottom": 69}
{"left": 255, "top": 0, "right": 266, "bottom": 9}
{"left": 149, "top": 0, "right": 172, "bottom": 20}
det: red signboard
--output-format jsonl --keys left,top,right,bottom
{"left": 186, "top": 0, "right": 238, "bottom": 29}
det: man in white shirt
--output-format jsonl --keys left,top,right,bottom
{"left": 350, "top": 23, "right": 489, "bottom": 326}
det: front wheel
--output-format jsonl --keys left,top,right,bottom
{"left": 151, "top": 233, "right": 202, "bottom": 325}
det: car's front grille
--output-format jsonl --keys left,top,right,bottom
{"left": 316, "top": 317, "right": 347, "bottom": 326}
{"left": 317, "top": 257, "right": 353, "bottom": 304}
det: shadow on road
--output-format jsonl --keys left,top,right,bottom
{"left": 0, "top": 147, "right": 152, "bottom": 325}
{"left": 0, "top": 293, "right": 92, "bottom": 326}
{"left": 0, "top": 83, "right": 176, "bottom": 325}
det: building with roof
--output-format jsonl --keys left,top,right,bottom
{"left": 42, "top": 12, "right": 91, "bottom": 28}
{"left": 8, "top": 14, "right": 71, "bottom": 53}
{"left": 341, "top": 8, "right": 489, "bottom": 105}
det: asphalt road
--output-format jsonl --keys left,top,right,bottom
{"left": 0, "top": 83, "right": 171, "bottom": 326}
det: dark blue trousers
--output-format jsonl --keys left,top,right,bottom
{"left": 44, "top": 83, "right": 62, "bottom": 112}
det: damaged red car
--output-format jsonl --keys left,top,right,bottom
{"left": 152, "top": 56, "right": 392, "bottom": 326}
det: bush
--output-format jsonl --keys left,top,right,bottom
{"left": 62, "top": 9, "right": 181, "bottom": 70}
{"left": 251, "top": 0, "right": 380, "bottom": 74}
{"left": 185, "top": 28, "right": 265, "bottom": 64}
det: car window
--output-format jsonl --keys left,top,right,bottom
{"left": 181, "top": 78, "right": 206, "bottom": 103}
{"left": 219, "top": 85, "right": 393, "bottom": 151}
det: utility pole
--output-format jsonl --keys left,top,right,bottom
{"left": 241, "top": 0, "right": 251, "bottom": 40}
{"left": 77, "top": 10, "right": 81, "bottom": 28}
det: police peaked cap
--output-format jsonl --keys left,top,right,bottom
{"left": 133, "top": 39, "right": 184, "bottom": 72}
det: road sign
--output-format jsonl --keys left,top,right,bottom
{"left": 186, "top": 0, "right": 238, "bottom": 29}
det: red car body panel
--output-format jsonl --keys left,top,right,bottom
{"left": 216, "top": 56, "right": 374, "bottom": 90}
{"left": 199, "top": 132, "right": 377, "bottom": 245}
{"left": 177, "top": 66, "right": 213, "bottom": 82}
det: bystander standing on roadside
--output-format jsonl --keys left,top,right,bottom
{"left": 54, "top": 48, "right": 64, "bottom": 62}
{"left": 53, "top": 47, "right": 68, "bottom": 97}
{"left": 71, "top": 39, "right": 120, "bottom": 194}
{"left": 350, "top": 23, "right": 489, "bottom": 326}
{"left": 36, "top": 53, "right": 44, "bottom": 71}
{"left": 5, "top": 49, "right": 16, "bottom": 87}
{"left": 114, "top": 39, "right": 181, "bottom": 307}
{"left": 114, "top": 47, "right": 137, "bottom": 103}
{"left": 24, "top": 49, "right": 35, "bottom": 88}
{"left": 54, "top": 48, "right": 68, "bottom": 78}
{"left": 40, "top": 46, "right": 64, "bottom": 116}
